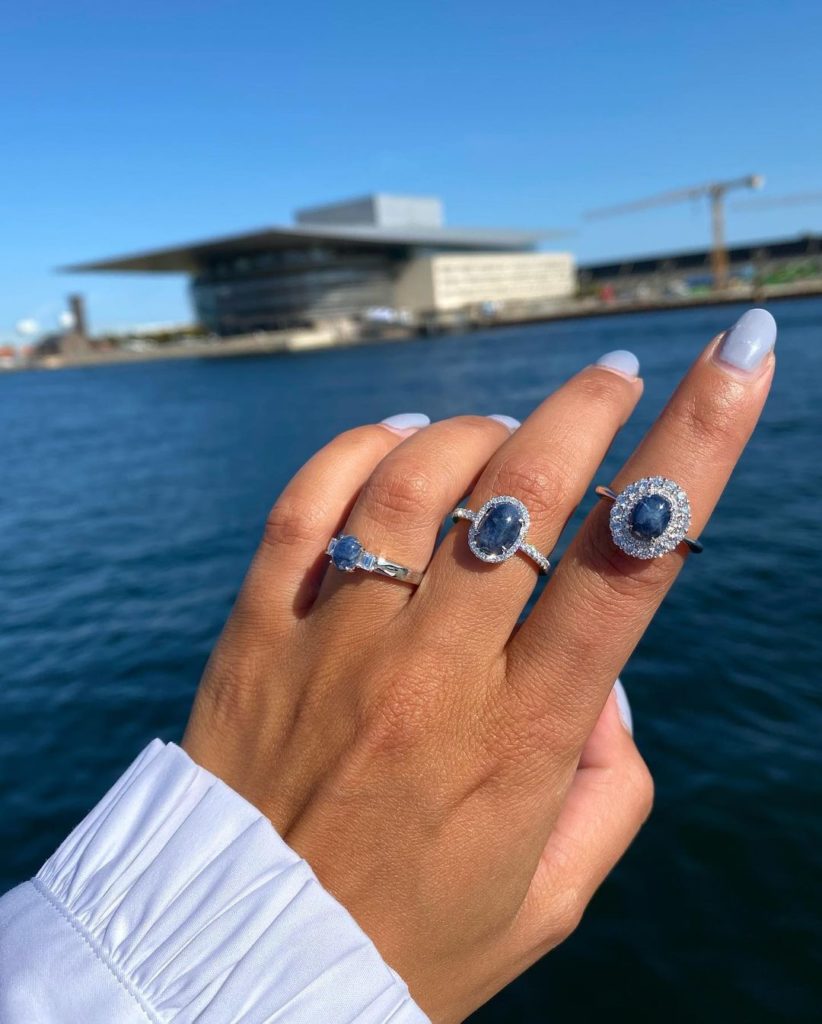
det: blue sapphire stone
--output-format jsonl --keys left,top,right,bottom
{"left": 474, "top": 501, "right": 525, "bottom": 558}
{"left": 629, "top": 495, "right": 672, "bottom": 541}
{"left": 331, "top": 534, "right": 362, "bottom": 571}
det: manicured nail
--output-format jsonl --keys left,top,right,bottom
{"left": 380, "top": 412, "right": 430, "bottom": 435}
{"left": 596, "top": 350, "right": 640, "bottom": 379}
{"left": 489, "top": 414, "right": 521, "bottom": 432}
{"left": 613, "top": 678, "right": 633, "bottom": 735}
{"left": 714, "top": 308, "right": 777, "bottom": 373}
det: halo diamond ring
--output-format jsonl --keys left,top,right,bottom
{"left": 596, "top": 476, "right": 703, "bottom": 558}
{"left": 326, "top": 534, "right": 424, "bottom": 586}
{"left": 452, "top": 496, "right": 551, "bottom": 575}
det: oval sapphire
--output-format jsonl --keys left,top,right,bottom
{"left": 332, "top": 534, "right": 362, "bottom": 570}
{"left": 474, "top": 501, "right": 526, "bottom": 558}
{"left": 629, "top": 495, "right": 672, "bottom": 541}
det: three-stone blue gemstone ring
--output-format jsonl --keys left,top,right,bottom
{"left": 326, "top": 534, "right": 425, "bottom": 585}
{"left": 596, "top": 476, "right": 703, "bottom": 559}
{"left": 451, "top": 496, "right": 552, "bottom": 575}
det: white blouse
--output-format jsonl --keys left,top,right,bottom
{"left": 0, "top": 740, "right": 428, "bottom": 1023}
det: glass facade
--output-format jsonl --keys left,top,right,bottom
{"left": 191, "top": 243, "right": 408, "bottom": 334}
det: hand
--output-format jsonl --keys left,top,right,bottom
{"left": 183, "top": 314, "right": 775, "bottom": 1022}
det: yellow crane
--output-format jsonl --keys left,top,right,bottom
{"left": 585, "top": 175, "right": 765, "bottom": 290}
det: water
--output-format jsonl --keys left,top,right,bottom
{"left": 1, "top": 301, "right": 820, "bottom": 1022}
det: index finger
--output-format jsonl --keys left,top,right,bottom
{"left": 506, "top": 309, "right": 777, "bottom": 752}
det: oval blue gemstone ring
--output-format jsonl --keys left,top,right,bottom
{"left": 596, "top": 477, "right": 703, "bottom": 559}
{"left": 451, "top": 496, "right": 551, "bottom": 575}
{"left": 326, "top": 534, "right": 425, "bottom": 585}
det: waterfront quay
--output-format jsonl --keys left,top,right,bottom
{"left": 15, "top": 277, "right": 821, "bottom": 372}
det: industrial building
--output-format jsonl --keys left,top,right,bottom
{"left": 68, "top": 194, "right": 575, "bottom": 335}
{"left": 579, "top": 233, "right": 822, "bottom": 296}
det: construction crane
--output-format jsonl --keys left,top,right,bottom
{"left": 585, "top": 175, "right": 765, "bottom": 290}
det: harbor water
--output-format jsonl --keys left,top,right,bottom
{"left": 1, "top": 300, "right": 820, "bottom": 1022}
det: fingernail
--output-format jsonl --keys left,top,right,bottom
{"left": 714, "top": 308, "right": 777, "bottom": 373}
{"left": 488, "top": 414, "right": 521, "bottom": 432}
{"left": 613, "top": 678, "right": 633, "bottom": 735}
{"left": 596, "top": 350, "right": 640, "bottom": 379}
{"left": 380, "top": 412, "right": 431, "bottom": 435}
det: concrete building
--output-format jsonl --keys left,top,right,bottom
{"left": 395, "top": 252, "right": 575, "bottom": 312}
{"left": 67, "top": 194, "right": 575, "bottom": 335}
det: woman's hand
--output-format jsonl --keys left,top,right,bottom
{"left": 183, "top": 313, "right": 775, "bottom": 1022}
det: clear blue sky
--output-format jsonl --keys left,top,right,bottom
{"left": 3, "top": 0, "right": 821, "bottom": 340}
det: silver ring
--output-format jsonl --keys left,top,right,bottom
{"left": 326, "top": 534, "right": 424, "bottom": 586}
{"left": 451, "top": 495, "right": 551, "bottom": 575}
{"left": 596, "top": 477, "right": 703, "bottom": 558}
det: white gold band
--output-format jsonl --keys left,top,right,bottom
{"left": 327, "top": 535, "right": 424, "bottom": 586}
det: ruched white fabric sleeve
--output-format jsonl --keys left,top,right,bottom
{"left": 0, "top": 740, "right": 429, "bottom": 1024}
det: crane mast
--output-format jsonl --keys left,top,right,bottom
{"left": 586, "top": 175, "right": 764, "bottom": 290}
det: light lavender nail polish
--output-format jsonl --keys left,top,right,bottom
{"left": 613, "top": 678, "right": 633, "bottom": 735}
{"left": 380, "top": 412, "right": 430, "bottom": 433}
{"left": 596, "top": 350, "right": 640, "bottom": 378}
{"left": 715, "top": 308, "right": 777, "bottom": 372}
{"left": 489, "top": 414, "right": 521, "bottom": 431}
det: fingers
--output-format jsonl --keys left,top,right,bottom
{"left": 509, "top": 310, "right": 776, "bottom": 749}
{"left": 417, "top": 356, "right": 642, "bottom": 645}
{"left": 233, "top": 418, "right": 425, "bottom": 628}
{"left": 509, "top": 684, "right": 652, "bottom": 962}
{"left": 315, "top": 415, "right": 516, "bottom": 613}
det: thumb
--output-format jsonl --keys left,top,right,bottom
{"left": 511, "top": 681, "right": 654, "bottom": 961}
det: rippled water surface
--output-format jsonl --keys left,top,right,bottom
{"left": 1, "top": 301, "right": 820, "bottom": 1022}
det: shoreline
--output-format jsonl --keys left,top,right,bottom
{"left": 8, "top": 281, "right": 821, "bottom": 373}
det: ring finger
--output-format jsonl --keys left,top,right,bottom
{"left": 417, "top": 351, "right": 644, "bottom": 644}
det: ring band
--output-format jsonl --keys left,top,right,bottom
{"left": 596, "top": 477, "right": 703, "bottom": 558}
{"left": 452, "top": 496, "right": 551, "bottom": 575}
{"left": 326, "top": 534, "right": 424, "bottom": 586}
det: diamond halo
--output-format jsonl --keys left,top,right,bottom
{"left": 467, "top": 495, "right": 530, "bottom": 564}
{"left": 608, "top": 476, "right": 691, "bottom": 559}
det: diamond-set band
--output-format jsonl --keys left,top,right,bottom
{"left": 452, "top": 496, "right": 551, "bottom": 575}
{"left": 596, "top": 477, "right": 703, "bottom": 559}
{"left": 326, "top": 534, "right": 424, "bottom": 585}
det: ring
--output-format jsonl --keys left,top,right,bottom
{"left": 595, "top": 476, "right": 703, "bottom": 558}
{"left": 451, "top": 496, "right": 551, "bottom": 575}
{"left": 326, "top": 534, "right": 424, "bottom": 586}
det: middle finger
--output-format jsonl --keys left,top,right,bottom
{"left": 416, "top": 351, "right": 643, "bottom": 646}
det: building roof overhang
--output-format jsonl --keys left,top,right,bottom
{"left": 64, "top": 223, "right": 546, "bottom": 273}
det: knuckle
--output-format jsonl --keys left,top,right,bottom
{"left": 676, "top": 383, "right": 746, "bottom": 456}
{"left": 361, "top": 462, "right": 437, "bottom": 520}
{"left": 490, "top": 454, "right": 572, "bottom": 524}
{"left": 448, "top": 413, "right": 504, "bottom": 436}
{"left": 334, "top": 423, "right": 394, "bottom": 455}
{"left": 574, "top": 371, "right": 629, "bottom": 412}
{"left": 263, "top": 497, "right": 329, "bottom": 550}
{"left": 547, "top": 885, "right": 586, "bottom": 941}
{"left": 625, "top": 757, "right": 655, "bottom": 823}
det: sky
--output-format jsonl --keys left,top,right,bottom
{"left": 2, "top": 0, "right": 822, "bottom": 341}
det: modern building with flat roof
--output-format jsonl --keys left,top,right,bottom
{"left": 67, "top": 194, "right": 575, "bottom": 335}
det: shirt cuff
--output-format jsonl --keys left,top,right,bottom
{"left": 33, "top": 739, "right": 429, "bottom": 1024}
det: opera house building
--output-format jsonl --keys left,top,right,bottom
{"left": 69, "top": 194, "right": 575, "bottom": 335}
